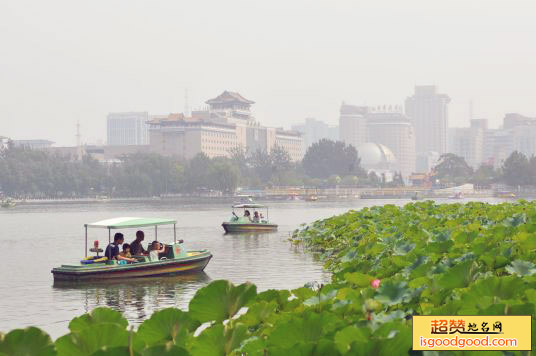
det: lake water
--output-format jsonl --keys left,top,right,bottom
{"left": 0, "top": 197, "right": 502, "bottom": 337}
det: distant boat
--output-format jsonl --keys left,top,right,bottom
{"left": 1, "top": 198, "right": 16, "bottom": 208}
{"left": 222, "top": 203, "right": 278, "bottom": 233}
{"left": 305, "top": 195, "right": 318, "bottom": 202}
{"left": 234, "top": 194, "right": 254, "bottom": 204}
{"left": 448, "top": 192, "right": 464, "bottom": 199}
{"left": 495, "top": 191, "right": 516, "bottom": 199}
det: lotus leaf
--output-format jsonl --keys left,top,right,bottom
{"left": 0, "top": 327, "right": 55, "bottom": 356}
{"left": 134, "top": 308, "right": 199, "bottom": 349}
{"left": 188, "top": 280, "right": 256, "bottom": 323}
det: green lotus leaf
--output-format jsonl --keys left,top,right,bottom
{"left": 374, "top": 281, "right": 412, "bottom": 306}
{"left": 344, "top": 272, "right": 374, "bottom": 287}
{"left": 465, "top": 275, "right": 525, "bottom": 301}
{"left": 189, "top": 323, "right": 248, "bottom": 356}
{"left": 236, "top": 336, "right": 266, "bottom": 356}
{"left": 334, "top": 325, "right": 369, "bottom": 354}
{"left": 237, "top": 301, "right": 277, "bottom": 327}
{"left": 267, "top": 313, "right": 322, "bottom": 349}
{"left": 255, "top": 289, "right": 291, "bottom": 308}
{"left": 374, "top": 322, "right": 413, "bottom": 356}
{"left": 0, "top": 327, "right": 55, "bottom": 356}
{"left": 266, "top": 342, "right": 315, "bottom": 356}
{"left": 55, "top": 323, "right": 129, "bottom": 356}
{"left": 134, "top": 308, "right": 199, "bottom": 349}
{"left": 392, "top": 241, "right": 416, "bottom": 256}
{"left": 188, "top": 280, "right": 257, "bottom": 323}
{"left": 290, "top": 287, "right": 315, "bottom": 301}
{"left": 90, "top": 347, "right": 140, "bottom": 355}
{"left": 436, "top": 260, "right": 475, "bottom": 290}
{"left": 141, "top": 344, "right": 190, "bottom": 356}
{"left": 68, "top": 307, "right": 128, "bottom": 333}
{"left": 505, "top": 260, "right": 536, "bottom": 276}
{"left": 303, "top": 289, "right": 338, "bottom": 306}
{"left": 189, "top": 324, "right": 225, "bottom": 356}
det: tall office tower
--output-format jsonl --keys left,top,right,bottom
{"left": 448, "top": 119, "right": 486, "bottom": 168}
{"left": 339, "top": 104, "right": 369, "bottom": 149}
{"left": 405, "top": 86, "right": 450, "bottom": 155}
{"left": 107, "top": 112, "right": 149, "bottom": 145}
{"left": 367, "top": 111, "right": 416, "bottom": 179}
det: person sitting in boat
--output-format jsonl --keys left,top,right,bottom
{"left": 244, "top": 210, "right": 252, "bottom": 222}
{"left": 130, "top": 230, "right": 148, "bottom": 256}
{"left": 105, "top": 233, "right": 137, "bottom": 263}
{"left": 253, "top": 211, "right": 260, "bottom": 223}
{"left": 149, "top": 241, "right": 166, "bottom": 262}
{"left": 120, "top": 243, "right": 132, "bottom": 258}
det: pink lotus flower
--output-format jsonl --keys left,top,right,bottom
{"left": 371, "top": 279, "right": 381, "bottom": 289}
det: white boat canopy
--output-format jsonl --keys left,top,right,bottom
{"left": 85, "top": 217, "right": 177, "bottom": 229}
{"left": 82, "top": 217, "right": 178, "bottom": 256}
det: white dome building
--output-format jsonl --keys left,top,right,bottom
{"left": 357, "top": 142, "right": 397, "bottom": 170}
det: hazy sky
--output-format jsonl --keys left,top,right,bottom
{"left": 1, "top": 0, "right": 535, "bottom": 146}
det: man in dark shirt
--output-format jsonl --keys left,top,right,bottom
{"left": 105, "top": 232, "right": 137, "bottom": 263}
{"left": 130, "top": 230, "right": 147, "bottom": 256}
{"left": 105, "top": 233, "right": 124, "bottom": 260}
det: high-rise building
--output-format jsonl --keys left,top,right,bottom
{"left": 367, "top": 112, "right": 416, "bottom": 179}
{"left": 503, "top": 113, "right": 536, "bottom": 129}
{"left": 405, "top": 86, "right": 450, "bottom": 155}
{"left": 107, "top": 112, "right": 149, "bottom": 145}
{"left": 291, "top": 117, "right": 339, "bottom": 150}
{"left": 339, "top": 104, "right": 369, "bottom": 149}
{"left": 482, "top": 113, "right": 536, "bottom": 167}
{"left": 448, "top": 119, "right": 486, "bottom": 168}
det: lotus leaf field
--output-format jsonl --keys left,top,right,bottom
{"left": 2, "top": 201, "right": 536, "bottom": 355}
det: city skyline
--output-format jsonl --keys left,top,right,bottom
{"left": 2, "top": 0, "right": 536, "bottom": 145}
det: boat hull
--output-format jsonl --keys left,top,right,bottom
{"left": 222, "top": 222, "right": 278, "bottom": 233}
{"left": 52, "top": 253, "right": 212, "bottom": 282}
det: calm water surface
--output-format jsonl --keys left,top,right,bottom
{"left": 0, "top": 198, "right": 501, "bottom": 337}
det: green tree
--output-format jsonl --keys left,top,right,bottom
{"left": 302, "top": 139, "right": 364, "bottom": 179}
{"left": 185, "top": 153, "right": 213, "bottom": 191}
{"left": 208, "top": 158, "right": 239, "bottom": 193}
{"left": 471, "top": 164, "right": 498, "bottom": 188}
{"left": 502, "top": 151, "right": 530, "bottom": 187}
{"left": 433, "top": 153, "right": 473, "bottom": 185}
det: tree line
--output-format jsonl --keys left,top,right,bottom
{"left": 9, "top": 139, "right": 533, "bottom": 198}
{"left": 0, "top": 140, "right": 375, "bottom": 198}
{"left": 433, "top": 151, "right": 536, "bottom": 188}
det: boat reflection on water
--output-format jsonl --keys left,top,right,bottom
{"left": 53, "top": 273, "right": 210, "bottom": 324}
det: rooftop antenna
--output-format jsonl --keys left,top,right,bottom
{"left": 184, "top": 88, "right": 190, "bottom": 117}
{"left": 76, "top": 121, "right": 82, "bottom": 160}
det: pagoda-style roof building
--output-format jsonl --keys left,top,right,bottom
{"left": 206, "top": 91, "right": 255, "bottom": 106}
{"left": 206, "top": 91, "right": 254, "bottom": 121}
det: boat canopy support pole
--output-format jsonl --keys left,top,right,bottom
{"left": 174, "top": 224, "right": 176, "bottom": 243}
{"left": 108, "top": 228, "right": 111, "bottom": 245}
{"left": 85, "top": 225, "right": 88, "bottom": 257}
{"left": 155, "top": 226, "right": 158, "bottom": 241}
